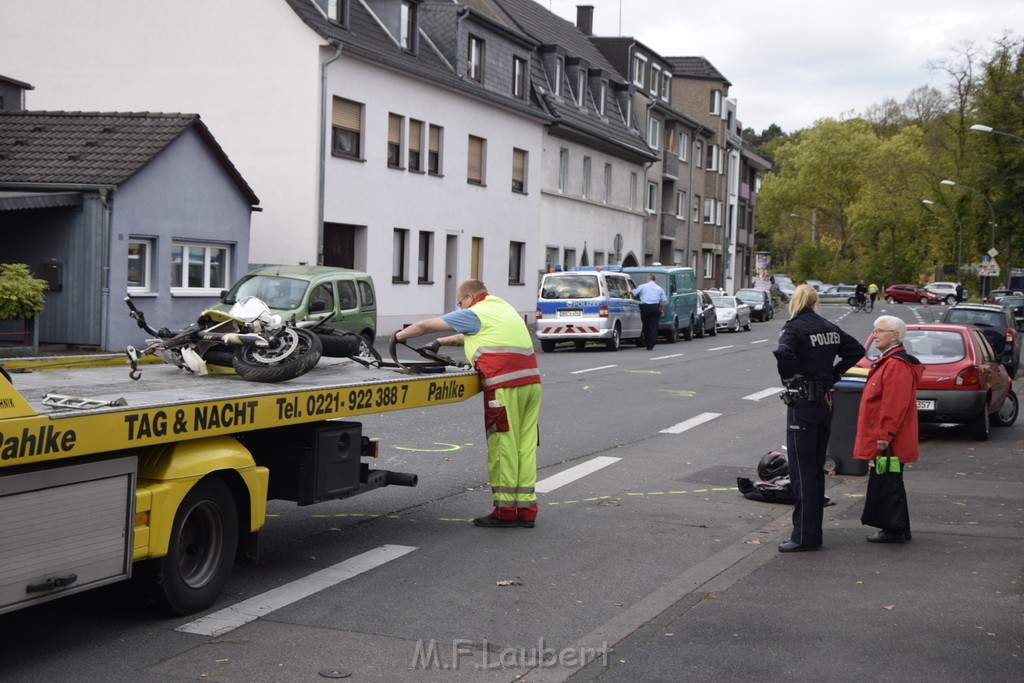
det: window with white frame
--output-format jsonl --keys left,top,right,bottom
{"left": 387, "top": 113, "right": 403, "bottom": 168}
{"left": 675, "top": 190, "right": 687, "bottom": 218}
{"left": 632, "top": 53, "right": 647, "bottom": 87}
{"left": 170, "top": 241, "right": 229, "bottom": 293}
{"left": 512, "top": 147, "right": 527, "bottom": 193}
{"left": 508, "top": 241, "right": 525, "bottom": 284}
{"left": 513, "top": 56, "right": 527, "bottom": 99}
{"left": 603, "top": 162, "right": 612, "bottom": 204}
{"left": 703, "top": 197, "right": 715, "bottom": 223}
{"left": 545, "top": 246, "right": 559, "bottom": 271}
{"left": 646, "top": 181, "right": 658, "bottom": 213}
{"left": 650, "top": 64, "right": 661, "bottom": 95}
{"left": 400, "top": 1, "right": 416, "bottom": 51}
{"left": 326, "top": 0, "right": 348, "bottom": 25}
{"left": 127, "top": 238, "right": 153, "bottom": 292}
{"left": 704, "top": 250, "right": 714, "bottom": 277}
{"left": 595, "top": 80, "right": 606, "bottom": 115}
{"left": 706, "top": 143, "right": 718, "bottom": 171}
{"left": 710, "top": 89, "right": 722, "bottom": 115}
{"left": 331, "top": 96, "right": 362, "bottom": 158}
{"left": 393, "top": 228, "right": 409, "bottom": 282}
{"left": 695, "top": 139, "right": 703, "bottom": 168}
{"left": 558, "top": 148, "right": 569, "bottom": 193}
{"left": 467, "top": 35, "right": 484, "bottom": 82}
{"left": 660, "top": 73, "right": 671, "bottom": 101}
{"left": 417, "top": 230, "right": 432, "bottom": 283}
{"left": 692, "top": 195, "right": 701, "bottom": 222}
{"left": 467, "top": 134, "right": 486, "bottom": 185}
{"left": 678, "top": 131, "right": 689, "bottom": 161}
{"left": 563, "top": 248, "right": 577, "bottom": 269}
{"left": 582, "top": 156, "right": 591, "bottom": 198}
{"left": 647, "top": 115, "right": 661, "bottom": 150}
{"left": 553, "top": 56, "right": 564, "bottom": 96}
{"left": 428, "top": 124, "right": 442, "bottom": 175}
{"left": 576, "top": 70, "right": 586, "bottom": 107}
{"left": 408, "top": 119, "right": 423, "bottom": 171}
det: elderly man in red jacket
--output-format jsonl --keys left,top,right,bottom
{"left": 854, "top": 315, "right": 924, "bottom": 543}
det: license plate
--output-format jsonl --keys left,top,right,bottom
{"left": 916, "top": 399, "right": 936, "bottom": 411}
{"left": 558, "top": 309, "right": 583, "bottom": 317}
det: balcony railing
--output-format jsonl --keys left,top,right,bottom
{"left": 661, "top": 151, "right": 679, "bottom": 180}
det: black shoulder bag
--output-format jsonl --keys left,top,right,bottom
{"left": 860, "top": 448, "right": 909, "bottom": 533}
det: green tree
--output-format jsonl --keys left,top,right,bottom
{"left": 0, "top": 263, "right": 48, "bottom": 320}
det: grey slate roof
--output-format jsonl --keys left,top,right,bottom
{"left": 0, "top": 111, "right": 259, "bottom": 204}
{"left": 285, "top": 0, "right": 547, "bottom": 121}
{"left": 666, "top": 56, "right": 731, "bottom": 86}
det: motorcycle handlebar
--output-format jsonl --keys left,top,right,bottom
{"left": 124, "top": 295, "right": 161, "bottom": 336}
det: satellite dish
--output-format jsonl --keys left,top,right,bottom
{"left": 613, "top": 233, "right": 623, "bottom": 252}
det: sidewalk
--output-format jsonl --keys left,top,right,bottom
{"left": 562, "top": 415, "right": 1024, "bottom": 681}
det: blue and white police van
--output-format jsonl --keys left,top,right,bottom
{"left": 535, "top": 266, "right": 642, "bottom": 352}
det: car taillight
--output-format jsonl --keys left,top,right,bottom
{"left": 1007, "top": 327, "right": 1016, "bottom": 346}
{"left": 536, "top": 307, "right": 542, "bottom": 320}
{"left": 599, "top": 305, "right": 609, "bottom": 318}
{"left": 956, "top": 366, "right": 980, "bottom": 387}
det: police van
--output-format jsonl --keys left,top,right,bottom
{"left": 624, "top": 265, "right": 699, "bottom": 342}
{"left": 535, "top": 266, "right": 642, "bottom": 352}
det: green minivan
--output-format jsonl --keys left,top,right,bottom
{"left": 623, "top": 266, "right": 699, "bottom": 342}
{"left": 215, "top": 265, "right": 377, "bottom": 352}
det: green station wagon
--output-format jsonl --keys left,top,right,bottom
{"left": 215, "top": 265, "right": 376, "bottom": 352}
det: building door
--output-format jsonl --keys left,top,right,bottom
{"left": 445, "top": 233, "right": 459, "bottom": 311}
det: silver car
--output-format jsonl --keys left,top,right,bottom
{"left": 711, "top": 295, "right": 751, "bottom": 333}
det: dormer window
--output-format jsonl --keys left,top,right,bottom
{"left": 632, "top": 53, "right": 647, "bottom": 87}
{"left": 660, "top": 74, "right": 671, "bottom": 101}
{"left": 576, "top": 70, "right": 586, "bottom": 107}
{"left": 325, "top": 0, "right": 348, "bottom": 26}
{"left": 400, "top": 1, "right": 416, "bottom": 51}
{"left": 595, "top": 80, "right": 606, "bottom": 116}
{"left": 650, "top": 65, "right": 661, "bottom": 96}
{"left": 467, "top": 35, "right": 484, "bottom": 82}
{"left": 513, "top": 56, "right": 527, "bottom": 99}
{"left": 553, "top": 56, "right": 564, "bottom": 96}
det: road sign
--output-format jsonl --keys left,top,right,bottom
{"left": 988, "top": 247, "right": 999, "bottom": 258}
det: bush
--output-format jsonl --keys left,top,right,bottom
{"left": 0, "top": 263, "right": 48, "bottom": 319}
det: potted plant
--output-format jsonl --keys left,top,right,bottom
{"left": 0, "top": 263, "right": 48, "bottom": 320}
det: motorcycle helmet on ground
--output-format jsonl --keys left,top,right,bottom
{"left": 758, "top": 451, "right": 789, "bottom": 481}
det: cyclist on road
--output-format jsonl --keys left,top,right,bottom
{"left": 854, "top": 281, "right": 868, "bottom": 311}
{"left": 867, "top": 282, "right": 879, "bottom": 311}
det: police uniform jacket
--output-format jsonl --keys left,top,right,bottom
{"left": 773, "top": 308, "right": 864, "bottom": 385}
{"left": 853, "top": 346, "right": 923, "bottom": 462}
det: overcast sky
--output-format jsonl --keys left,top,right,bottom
{"left": 544, "top": 0, "right": 1024, "bottom": 133}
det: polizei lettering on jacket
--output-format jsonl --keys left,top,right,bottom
{"left": 427, "top": 380, "right": 466, "bottom": 402}
{"left": 1, "top": 425, "right": 78, "bottom": 459}
{"left": 809, "top": 331, "right": 841, "bottom": 347}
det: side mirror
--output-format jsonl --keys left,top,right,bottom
{"left": 309, "top": 300, "right": 327, "bottom": 313}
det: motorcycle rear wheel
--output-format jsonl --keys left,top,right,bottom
{"left": 314, "top": 326, "right": 363, "bottom": 358}
{"left": 232, "top": 328, "right": 322, "bottom": 382}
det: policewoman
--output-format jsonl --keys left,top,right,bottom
{"left": 394, "top": 279, "right": 542, "bottom": 528}
{"left": 773, "top": 284, "right": 864, "bottom": 552}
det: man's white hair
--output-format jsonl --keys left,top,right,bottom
{"left": 874, "top": 315, "right": 906, "bottom": 341}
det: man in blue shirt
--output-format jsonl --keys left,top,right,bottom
{"left": 632, "top": 274, "right": 667, "bottom": 350}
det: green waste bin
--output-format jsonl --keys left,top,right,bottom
{"left": 825, "top": 376, "right": 869, "bottom": 475}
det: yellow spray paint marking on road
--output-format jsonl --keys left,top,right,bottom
{"left": 389, "top": 444, "right": 462, "bottom": 454}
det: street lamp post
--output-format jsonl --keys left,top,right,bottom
{"left": 922, "top": 199, "right": 962, "bottom": 279}
{"left": 788, "top": 211, "right": 818, "bottom": 269}
{"left": 940, "top": 179, "right": 998, "bottom": 296}
{"left": 970, "top": 124, "right": 1024, "bottom": 144}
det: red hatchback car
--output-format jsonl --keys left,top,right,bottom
{"left": 883, "top": 285, "right": 941, "bottom": 305}
{"left": 854, "top": 323, "right": 1018, "bottom": 440}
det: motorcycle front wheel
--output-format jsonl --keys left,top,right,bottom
{"left": 232, "top": 328, "right": 322, "bottom": 382}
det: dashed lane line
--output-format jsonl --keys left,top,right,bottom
{"left": 651, "top": 352, "right": 685, "bottom": 360}
{"left": 660, "top": 411, "right": 721, "bottom": 434}
{"left": 743, "top": 387, "right": 786, "bottom": 401}
{"left": 571, "top": 364, "right": 618, "bottom": 374}
{"left": 750, "top": 339, "right": 770, "bottom": 344}
{"left": 176, "top": 544, "right": 417, "bottom": 637}
{"left": 535, "top": 455, "right": 621, "bottom": 494}
{"left": 707, "top": 345, "right": 734, "bottom": 351}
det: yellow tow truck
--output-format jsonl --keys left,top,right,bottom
{"left": 0, "top": 354, "right": 479, "bottom": 616}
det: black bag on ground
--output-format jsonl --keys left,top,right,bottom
{"left": 860, "top": 451, "right": 908, "bottom": 532}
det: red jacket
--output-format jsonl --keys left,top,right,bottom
{"left": 853, "top": 345, "right": 923, "bottom": 463}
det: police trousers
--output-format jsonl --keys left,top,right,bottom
{"left": 485, "top": 383, "right": 541, "bottom": 522}
{"left": 785, "top": 397, "right": 832, "bottom": 547}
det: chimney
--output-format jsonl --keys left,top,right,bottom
{"left": 576, "top": 5, "right": 594, "bottom": 36}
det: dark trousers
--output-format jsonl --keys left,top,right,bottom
{"left": 639, "top": 303, "right": 661, "bottom": 350}
{"left": 785, "top": 398, "right": 832, "bottom": 547}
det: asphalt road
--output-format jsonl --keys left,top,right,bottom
{"left": 2, "top": 301, "right": 1019, "bottom": 682}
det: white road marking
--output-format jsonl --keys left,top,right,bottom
{"left": 707, "top": 345, "right": 733, "bottom": 351}
{"left": 536, "top": 456, "right": 621, "bottom": 493}
{"left": 571, "top": 364, "right": 617, "bottom": 374}
{"left": 660, "top": 412, "right": 721, "bottom": 434}
{"left": 744, "top": 387, "right": 785, "bottom": 401}
{"left": 176, "top": 545, "right": 417, "bottom": 637}
{"left": 651, "top": 353, "right": 685, "bottom": 359}
{"left": 750, "top": 339, "right": 770, "bottom": 344}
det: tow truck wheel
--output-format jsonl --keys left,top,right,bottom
{"left": 144, "top": 477, "right": 239, "bottom": 615}
{"left": 540, "top": 339, "right": 555, "bottom": 353}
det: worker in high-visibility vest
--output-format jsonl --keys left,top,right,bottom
{"left": 394, "top": 279, "right": 542, "bottom": 527}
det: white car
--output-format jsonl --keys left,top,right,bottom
{"left": 924, "top": 281, "right": 967, "bottom": 305}
{"left": 711, "top": 295, "right": 751, "bottom": 333}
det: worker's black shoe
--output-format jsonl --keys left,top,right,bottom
{"left": 778, "top": 541, "right": 820, "bottom": 553}
{"left": 473, "top": 514, "right": 519, "bottom": 528}
{"left": 517, "top": 519, "right": 535, "bottom": 528}
{"left": 866, "top": 530, "right": 905, "bottom": 544}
